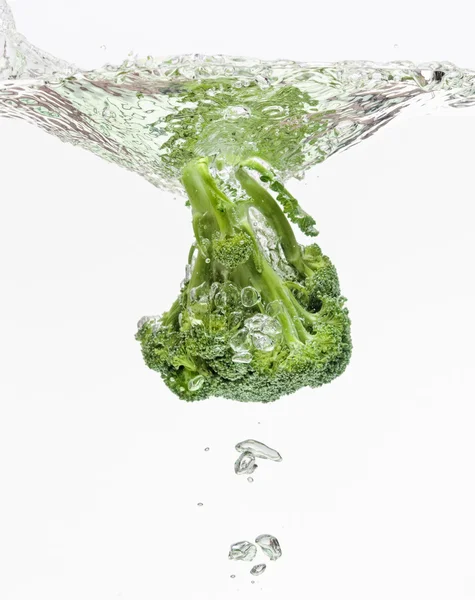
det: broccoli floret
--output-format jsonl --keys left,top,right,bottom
{"left": 136, "top": 157, "right": 352, "bottom": 402}
{"left": 212, "top": 231, "right": 253, "bottom": 269}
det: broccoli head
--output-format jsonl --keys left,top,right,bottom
{"left": 136, "top": 158, "right": 351, "bottom": 402}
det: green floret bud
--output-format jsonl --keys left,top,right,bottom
{"left": 302, "top": 243, "right": 341, "bottom": 311}
{"left": 212, "top": 231, "right": 253, "bottom": 269}
{"left": 136, "top": 157, "right": 352, "bottom": 402}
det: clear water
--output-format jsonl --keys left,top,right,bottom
{"left": 2, "top": 0, "right": 475, "bottom": 198}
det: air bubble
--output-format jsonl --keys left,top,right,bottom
{"left": 241, "top": 286, "right": 260, "bottom": 307}
{"left": 188, "top": 375, "right": 205, "bottom": 391}
{"left": 235, "top": 439, "right": 282, "bottom": 462}
{"left": 228, "top": 541, "right": 257, "bottom": 561}
{"left": 229, "top": 328, "right": 251, "bottom": 352}
{"left": 234, "top": 451, "right": 258, "bottom": 475}
{"left": 250, "top": 332, "right": 274, "bottom": 352}
{"left": 255, "top": 534, "right": 282, "bottom": 561}
{"left": 250, "top": 564, "right": 266, "bottom": 576}
{"left": 232, "top": 351, "right": 253, "bottom": 364}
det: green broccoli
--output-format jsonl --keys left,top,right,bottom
{"left": 136, "top": 157, "right": 351, "bottom": 402}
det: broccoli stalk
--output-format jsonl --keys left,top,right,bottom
{"left": 136, "top": 157, "right": 351, "bottom": 402}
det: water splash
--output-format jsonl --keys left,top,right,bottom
{"left": 2, "top": 0, "right": 475, "bottom": 198}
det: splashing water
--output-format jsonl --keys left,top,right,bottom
{"left": 2, "top": 0, "right": 475, "bottom": 197}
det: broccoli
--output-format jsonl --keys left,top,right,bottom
{"left": 136, "top": 157, "right": 351, "bottom": 402}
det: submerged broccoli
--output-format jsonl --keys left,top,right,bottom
{"left": 136, "top": 158, "right": 351, "bottom": 402}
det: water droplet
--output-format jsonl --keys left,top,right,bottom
{"left": 247, "top": 477, "right": 254, "bottom": 483}
{"left": 241, "top": 286, "right": 260, "bottom": 307}
{"left": 250, "top": 564, "right": 266, "bottom": 576}
{"left": 228, "top": 541, "right": 257, "bottom": 561}
{"left": 204, "top": 447, "right": 210, "bottom": 452}
{"left": 188, "top": 375, "right": 205, "bottom": 391}
{"left": 230, "top": 574, "right": 236, "bottom": 579}
{"left": 234, "top": 451, "right": 258, "bottom": 475}
{"left": 255, "top": 534, "right": 282, "bottom": 561}
{"left": 100, "top": 45, "right": 107, "bottom": 50}
{"left": 235, "top": 440, "right": 282, "bottom": 462}
{"left": 205, "top": 257, "right": 211, "bottom": 264}
{"left": 197, "top": 502, "right": 203, "bottom": 507}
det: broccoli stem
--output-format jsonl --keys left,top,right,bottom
{"left": 246, "top": 259, "right": 312, "bottom": 344}
{"left": 235, "top": 167, "right": 309, "bottom": 277}
{"left": 239, "top": 158, "right": 318, "bottom": 238}
{"left": 182, "top": 158, "right": 235, "bottom": 257}
{"left": 161, "top": 296, "right": 182, "bottom": 328}
{"left": 182, "top": 158, "right": 318, "bottom": 346}
{"left": 188, "top": 251, "right": 209, "bottom": 291}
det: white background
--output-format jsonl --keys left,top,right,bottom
{"left": 1, "top": 1, "right": 475, "bottom": 599}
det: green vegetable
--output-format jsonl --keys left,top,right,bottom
{"left": 136, "top": 157, "right": 351, "bottom": 402}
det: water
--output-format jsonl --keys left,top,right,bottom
{"left": 228, "top": 541, "right": 258, "bottom": 561}
{"left": 235, "top": 439, "right": 283, "bottom": 462}
{"left": 2, "top": 0, "right": 475, "bottom": 200}
{"left": 255, "top": 534, "right": 282, "bottom": 561}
